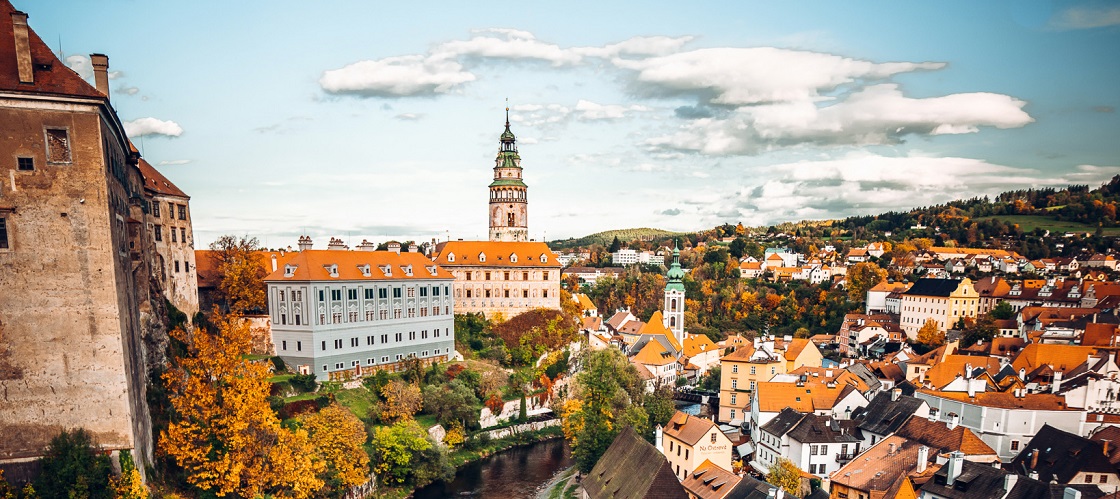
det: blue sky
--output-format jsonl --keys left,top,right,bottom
{"left": 20, "top": 1, "right": 1120, "bottom": 248}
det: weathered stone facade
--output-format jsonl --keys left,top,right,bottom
{"left": 0, "top": 4, "right": 166, "bottom": 474}
{"left": 139, "top": 159, "right": 198, "bottom": 318}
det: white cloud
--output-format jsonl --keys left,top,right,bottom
{"left": 648, "top": 84, "right": 1032, "bottom": 155}
{"left": 617, "top": 47, "right": 944, "bottom": 106}
{"left": 575, "top": 35, "right": 694, "bottom": 58}
{"left": 511, "top": 100, "right": 650, "bottom": 127}
{"left": 319, "top": 55, "right": 476, "bottom": 97}
{"left": 394, "top": 113, "right": 424, "bottom": 121}
{"left": 433, "top": 29, "right": 581, "bottom": 66}
{"left": 123, "top": 117, "right": 184, "bottom": 138}
{"left": 573, "top": 100, "right": 651, "bottom": 120}
{"left": 1050, "top": 6, "right": 1120, "bottom": 29}
{"left": 115, "top": 84, "right": 139, "bottom": 95}
{"left": 157, "top": 160, "right": 191, "bottom": 166}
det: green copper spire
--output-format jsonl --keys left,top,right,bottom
{"left": 665, "top": 241, "right": 685, "bottom": 292}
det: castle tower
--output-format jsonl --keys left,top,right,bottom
{"left": 488, "top": 107, "right": 529, "bottom": 242}
{"left": 664, "top": 242, "right": 686, "bottom": 346}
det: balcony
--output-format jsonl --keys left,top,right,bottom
{"left": 835, "top": 452, "right": 857, "bottom": 463}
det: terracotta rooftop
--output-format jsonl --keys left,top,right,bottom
{"left": 681, "top": 460, "right": 741, "bottom": 499}
{"left": 917, "top": 389, "right": 1072, "bottom": 411}
{"left": 753, "top": 380, "right": 859, "bottom": 414}
{"left": 896, "top": 417, "right": 996, "bottom": 457}
{"left": 0, "top": 1, "right": 105, "bottom": 99}
{"left": 921, "top": 355, "right": 1001, "bottom": 389}
{"left": 1010, "top": 343, "right": 1099, "bottom": 375}
{"left": 262, "top": 249, "right": 453, "bottom": 282}
{"left": 830, "top": 435, "right": 937, "bottom": 494}
{"left": 663, "top": 411, "right": 719, "bottom": 447}
{"left": 432, "top": 240, "right": 560, "bottom": 268}
{"left": 783, "top": 338, "right": 812, "bottom": 361}
{"left": 137, "top": 158, "right": 188, "bottom": 198}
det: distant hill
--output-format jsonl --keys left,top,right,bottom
{"left": 549, "top": 228, "right": 686, "bottom": 250}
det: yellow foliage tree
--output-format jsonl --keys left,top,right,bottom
{"left": 208, "top": 235, "right": 267, "bottom": 315}
{"left": 161, "top": 312, "right": 325, "bottom": 498}
{"left": 766, "top": 457, "right": 803, "bottom": 497}
{"left": 916, "top": 318, "right": 946, "bottom": 347}
{"left": 846, "top": 262, "right": 887, "bottom": 301}
{"left": 109, "top": 451, "right": 148, "bottom": 499}
{"left": 299, "top": 404, "right": 370, "bottom": 490}
{"left": 443, "top": 423, "right": 465, "bottom": 448}
{"left": 380, "top": 379, "right": 422, "bottom": 423}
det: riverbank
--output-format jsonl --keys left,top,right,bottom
{"left": 412, "top": 432, "right": 572, "bottom": 499}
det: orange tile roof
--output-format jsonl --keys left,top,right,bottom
{"left": 831, "top": 435, "right": 937, "bottom": 494}
{"left": 136, "top": 158, "right": 188, "bottom": 198}
{"left": 720, "top": 343, "right": 759, "bottom": 362}
{"left": 681, "top": 460, "right": 741, "bottom": 499}
{"left": 917, "top": 389, "right": 1072, "bottom": 411}
{"left": 869, "top": 281, "right": 913, "bottom": 293}
{"left": 0, "top": 2, "right": 105, "bottom": 99}
{"left": 639, "top": 311, "right": 682, "bottom": 352}
{"left": 1083, "top": 323, "right": 1120, "bottom": 347}
{"left": 929, "top": 247, "right": 1013, "bottom": 258}
{"left": 753, "top": 380, "right": 857, "bottom": 413}
{"left": 921, "top": 355, "right": 1001, "bottom": 389}
{"left": 574, "top": 293, "right": 597, "bottom": 312}
{"left": 896, "top": 417, "right": 996, "bottom": 457}
{"left": 432, "top": 241, "right": 560, "bottom": 268}
{"left": 1010, "top": 343, "right": 1097, "bottom": 375}
{"left": 633, "top": 340, "right": 678, "bottom": 366}
{"left": 783, "top": 338, "right": 812, "bottom": 361}
{"left": 263, "top": 250, "right": 453, "bottom": 282}
{"left": 738, "top": 261, "right": 762, "bottom": 270}
{"left": 684, "top": 333, "right": 718, "bottom": 358}
{"left": 663, "top": 411, "right": 719, "bottom": 446}
{"left": 787, "top": 366, "right": 870, "bottom": 392}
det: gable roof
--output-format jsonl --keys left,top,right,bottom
{"left": 639, "top": 311, "right": 682, "bottom": 351}
{"left": 680, "top": 460, "right": 741, "bottom": 499}
{"left": 684, "top": 333, "right": 719, "bottom": 358}
{"left": 759, "top": 407, "right": 805, "bottom": 437}
{"left": 633, "top": 339, "right": 678, "bottom": 366}
{"left": 830, "top": 435, "right": 937, "bottom": 494}
{"left": 0, "top": 2, "right": 105, "bottom": 99}
{"left": 783, "top": 338, "right": 813, "bottom": 361}
{"left": 785, "top": 413, "right": 861, "bottom": 445}
{"left": 584, "top": 426, "right": 687, "bottom": 499}
{"left": 262, "top": 249, "right": 452, "bottom": 282}
{"left": 574, "top": 293, "right": 597, "bottom": 312}
{"left": 1010, "top": 424, "right": 1119, "bottom": 483}
{"left": 432, "top": 240, "right": 560, "bottom": 268}
{"left": 137, "top": 158, "right": 188, "bottom": 198}
{"left": 920, "top": 459, "right": 1053, "bottom": 499}
{"left": 896, "top": 417, "right": 996, "bottom": 457}
{"left": 663, "top": 411, "right": 721, "bottom": 446}
{"left": 855, "top": 391, "right": 927, "bottom": 436}
{"left": 1011, "top": 343, "right": 1099, "bottom": 375}
{"left": 753, "top": 381, "right": 860, "bottom": 414}
{"left": 922, "top": 355, "right": 1002, "bottom": 389}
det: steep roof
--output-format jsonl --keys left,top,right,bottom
{"left": 432, "top": 240, "right": 560, "bottom": 268}
{"left": 904, "top": 278, "right": 965, "bottom": 297}
{"left": 758, "top": 407, "right": 804, "bottom": 438}
{"left": 663, "top": 411, "right": 720, "bottom": 446}
{"left": 783, "top": 338, "right": 812, "bottom": 361}
{"left": 584, "top": 426, "right": 687, "bottom": 499}
{"left": 921, "top": 355, "right": 1002, "bottom": 389}
{"left": 1011, "top": 343, "right": 1099, "bottom": 375}
{"left": 895, "top": 417, "right": 996, "bottom": 457}
{"left": 574, "top": 293, "right": 597, "bottom": 312}
{"left": 195, "top": 249, "right": 301, "bottom": 289}
{"left": 917, "top": 390, "right": 1072, "bottom": 411}
{"left": 855, "top": 391, "right": 926, "bottom": 436}
{"left": 0, "top": 1, "right": 105, "bottom": 99}
{"left": 919, "top": 459, "right": 1055, "bottom": 499}
{"left": 137, "top": 158, "right": 188, "bottom": 198}
{"left": 639, "top": 311, "right": 682, "bottom": 351}
{"left": 680, "top": 460, "right": 741, "bottom": 499}
{"left": 263, "top": 250, "right": 452, "bottom": 282}
{"left": 633, "top": 339, "right": 678, "bottom": 366}
{"left": 684, "top": 333, "right": 719, "bottom": 358}
{"left": 1010, "top": 424, "right": 1119, "bottom": 483}
{"left": 753, "top": 381, "right": 859, "bottom": 414}
{"left": 830, "top": 435, "right": 937, "bottom": 494}
{"left": 785, "top": 413, "right": 861, "bottom": 445}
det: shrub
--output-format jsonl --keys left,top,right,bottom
{"left": 34, "top": 429, "right": 112, "bottom": 499}
{"left": 289, "top": 373, "right": 318, "bottom": 393}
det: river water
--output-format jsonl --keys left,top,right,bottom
{"left": 413, "top": 439, "right": 573, "bottom": 499}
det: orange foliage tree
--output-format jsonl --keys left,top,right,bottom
{"left": 161, "top": 312, "right": 324, "bottom": 498}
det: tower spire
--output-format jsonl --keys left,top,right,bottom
{"left": 505, "top": 97, "right": 510, "bottom": 128}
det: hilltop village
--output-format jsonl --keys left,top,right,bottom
{"left": 3, "top": 3, "right": 1120, "bottom": 499}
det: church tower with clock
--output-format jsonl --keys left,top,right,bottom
{"left": 488, "top": 108, "right": 529, "bottom": 242}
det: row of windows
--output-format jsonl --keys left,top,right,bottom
{"left": 307, "top": 306, "right": 450, "bottom": 325}
{"left": 153, "top": 225, "right": 189, "bottom": 244}
{"left": 322, "top": 349, "right": 443, "bottom": 372}
{"left": 461, "top": 288, "right": 550, "bottom": 299}
{"left": 306, "top": 286, "right": 448, "bottom": 302}
{"left": 465, "top": 271, "right": 549, "bottom": 281}
{"left": 279, "top": 328, "right": 449, "bottom": 353}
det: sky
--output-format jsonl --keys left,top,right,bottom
{"left": 19, "top": 1, "right": 1120, "bottom": 248}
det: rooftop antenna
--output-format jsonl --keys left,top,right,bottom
{"left": 140, "top": 134, "right": 145, "bottom": 156}
{"left": 57, "top": 35, "right": 63, "bottom": 60}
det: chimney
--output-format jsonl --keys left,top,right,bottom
{"left": 947, "top": 412, "right": 960, "bottom": 430}
{"left": 917, "top": 445, "right": 929, "bottom": 473}
{"left": 1003, "top": 473, "right": 1017, "bottom": 495}
{"left": 327, "top": 237, "right": 347, "bottom": 250}
{"left": 655, "top": 425, "right": 664, "bottom": 455}
{"left": 892, "top": 388, "right": 902, "bottom": 402}
{"left": 11, "top": 11, "right": 33, "bottom": 84}
{"left": 1063, "top": 487, "right": 1082, "bottom": 499}
{"left": 1030, "top": 449, "right": 1039, "bottom": 470}
{"left": 1053, "top": 371, "right": 1063, "bottom": 394}
{"left": 388, "top": 242, "right": 401, "bottom": 255}
{"left": 946, "top": 451, "right": 964, "bottom": 486}
{"left": 408, "top": 243, "right": 418, "bottom": 253}
{"left": 356, "top": 239, "right": 376, "bottom": 252}
{"left": 1019, "top": 367, "right": 1026, "bottom": 381}
{"left": 888, "top": 442, "right": 897, "bottom": 455}
{"left": 270, "top": 254, "right": 277, "bottom": 272}
{"left": 297, "top": 236, "right": 312, "bottom": 251}
{"left": 90, "top": 53, "right": 110, "bottom": 98}
{"left": 965, "top": 363, "right": 973, "bottom": 379}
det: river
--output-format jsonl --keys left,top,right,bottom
{"left": 413, "top": 439, "right": 573, "bottom": 499}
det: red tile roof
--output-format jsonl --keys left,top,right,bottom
{"left": 137, "top": 158, "right": 188, "bottom": 198}
{"left": 0, "top": 1, "right": 105, "bottom": 99}
{"left": 263, "top": 250, "right": 452, "bottom": 282}
{"left": 433, "top": 240, "right": 560, "bottom": 268}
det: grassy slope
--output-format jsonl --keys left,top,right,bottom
{"left": 973, "top": 214, "right": 1120, "bottom": 236}
{"left": 549, "top": 228, "right": 687, "bottom": 249}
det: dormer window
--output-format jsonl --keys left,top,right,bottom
{"left": 284, "top": 264, "right": 297, "bottom": 278}
{"left": 426, "top": 265, "right": 438, "bottom": 276}
{"left": 510, "top": 253, "right": 518, "bottom": 263}
{"left": 358, "top": 264, "right": 371, "bottom": 277}
{"left": 447, "top": 253, "right": 455, "bottom": 262}
{"left": 324, "top": 264, "right": 339, "bottom": 278}
{"left": 379, "top": 264, "right": 392, "bottom": 277}
{"left": 540, "top": 253, "right": 548, "bottom": 263}
{"left": 479, "top": 252, "right": 486, "bottom": 263}
{"left": 402, "top": 265, "right": 413, "bottom": 276}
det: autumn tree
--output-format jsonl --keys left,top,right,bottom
{"left": 846, "top": 262, "right": 887, "bottom": 301}
{"left": 560, "top": 348, "right": 645, "bottom": 472}
{"left": 110, "top": 451, "right": 148, "bottom": 499}
{"left": 370, "top": 421, "right": 431, "bottom": 486}
{"left": 162, "top": 313, "right": 324, "bottom": 498}
{"left": 208, "top": 235, "right": 267, "bottom": 315}
{"left": 299, "top": 404, "right": 370, "bottom": 493}
{"left": 767, "top": 458, "right": 803, "bottom": 497}
{"left": 916, "top": 318, "right": 946, "bottom": 347}
{"left": 380, "top": 379, "right": 422, "bottom": 423}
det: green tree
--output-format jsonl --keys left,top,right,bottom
{"left": 559, "top": 349, "right": 643, "bottom": 472}
{"left": 34, "top": 429, "right": 112, "bottom": 499}
{"left": 962, "top": 316, "right": 998, "bottom": 347}
{"left": 729, "top": 238, "right": 748, "bottom": 259}
{"left": 766, "top": 457, "right": 803, "bottom": 497}
{"left": 990, "top": 301, "right": 1015, "bottom": 320}
{"left": 422, "top": 380, "right": 481, "bottom": 429}
{"left": 370, "top": 421, "right": 432, "bottom": 486}
{"left": 698, "top": 366, "right": 721, "bottom": 392}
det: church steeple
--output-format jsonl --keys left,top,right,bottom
{"left": 489, "top": 104, "right": 529, "bottom": 242}
{"left": 663, "top": 240, "right": 685, "bottom": 344}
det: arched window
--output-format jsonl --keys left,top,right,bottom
{"left": 508, "top": 212, "right": 515, "bottom": 227}
{"left": 671, "top": 298, "right": 677, "bottom": 310}
{"left": 670, "top": 317, "right": 676, "bottom": 327}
